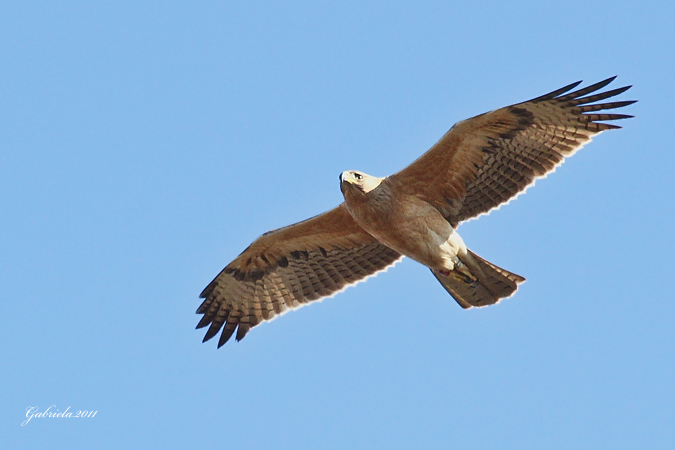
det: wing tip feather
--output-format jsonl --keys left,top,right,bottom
{"left": 529, "top": 79, "right": 583, "bottom": 102}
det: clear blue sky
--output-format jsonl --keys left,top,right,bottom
{"left": 3, "top": 1, "right": 673, "bottom": 449}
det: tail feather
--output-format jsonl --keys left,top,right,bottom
{"left": 432, "top": 250, "right": 525, "bottom": 308}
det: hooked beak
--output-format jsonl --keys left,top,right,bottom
{"left": 339, "top": 171, "right": 349, "bottom": 194}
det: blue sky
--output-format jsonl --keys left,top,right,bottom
{"left": 3, "top": 1, "right": 673, "bottom": 449}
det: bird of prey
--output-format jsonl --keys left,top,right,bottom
{"left": 197, "top": 77, "right": 635, "bottom": 347}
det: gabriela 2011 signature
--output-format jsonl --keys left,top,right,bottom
{"left": 22, "top": 405, "right": 98, "bottom": 426}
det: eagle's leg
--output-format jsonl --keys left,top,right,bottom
{"left": 438, "top": 260, "right": 479, "bottom": 286}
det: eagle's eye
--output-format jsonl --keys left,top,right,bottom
{"left": 354, "top": 173, "right": 363, "bottom": 181}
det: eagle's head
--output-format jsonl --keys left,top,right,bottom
{"left": 339, "top": 170, "right": 383, "bottom": 198}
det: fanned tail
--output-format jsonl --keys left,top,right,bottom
{"left": 432, "top": 250, "right": 525, "bottom": 308}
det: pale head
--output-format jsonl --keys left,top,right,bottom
{"left": 339, "top": 170, "right": 383, "bottom": 197}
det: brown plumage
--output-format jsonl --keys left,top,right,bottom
{"left": 197, "top": 77, "right": 635, "bottom": 347}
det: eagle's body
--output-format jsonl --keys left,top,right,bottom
{"left": 341, "top": 174, "right": 466, "bottom": 274}
{"left": 340, "top": 172, "right": 522, "bottom": 307}
{"left": 197, "top": 77, "right": 635, "bottom": 347}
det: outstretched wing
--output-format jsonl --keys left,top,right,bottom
{"left": 389, "top": 77, "right": 635, "bottom": 225}
{"left": 197, "top": 204, "right": 402, "bottom": 347}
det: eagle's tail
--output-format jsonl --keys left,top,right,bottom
{"left": 431, "top": 250, "right": 525, "bottom": 308}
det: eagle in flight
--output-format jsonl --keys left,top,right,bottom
{"left": 197, "top": 77, "right": 635, "bottom": 347}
